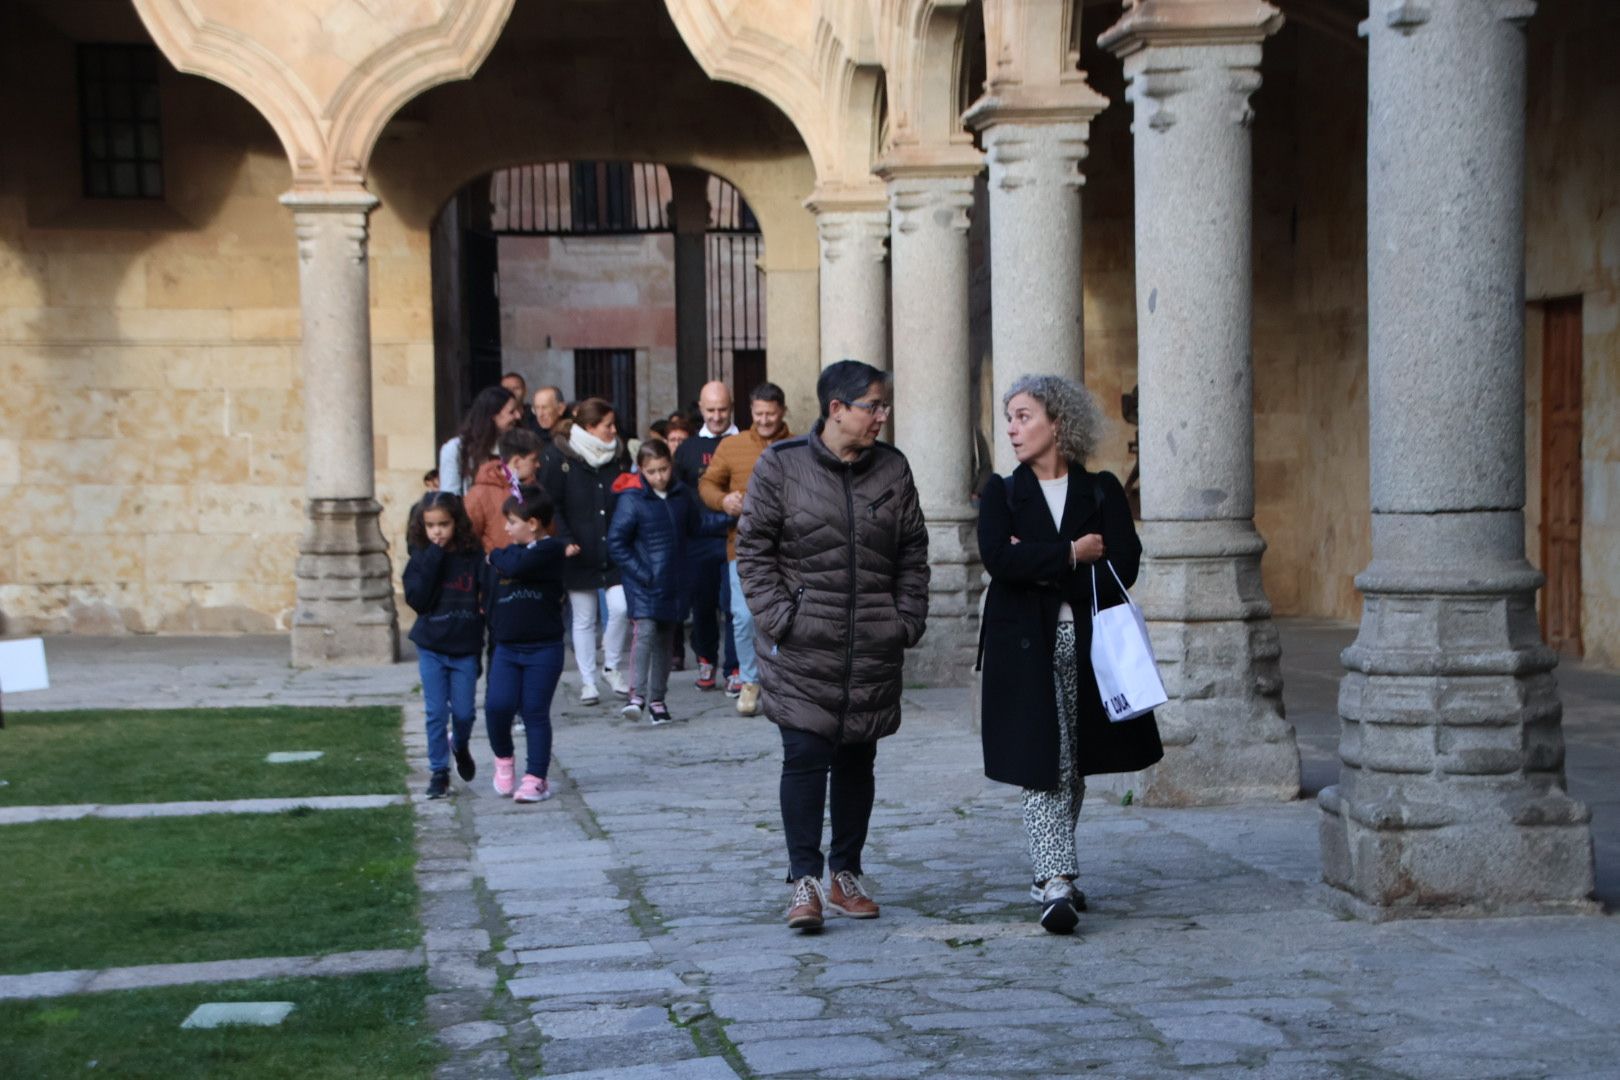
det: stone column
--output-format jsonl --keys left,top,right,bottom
{"left": 808, "top": 197, "right": 890, "bottom": 370}
{"left": 1319, "top": 0, "right": 1595, "bottom": 916}
{"left": 879, "top": 168, "right": 983, "bottom": 681}
{"left": 1100, "top": 1, "right": 1300, "bottom": 805}
{"left": 669, "top": 167, "right": 710, "bottom": 410}
{"left": 280, "top": 190, "right": 399, "bottom": 667}
{"left": 963, "top": 97, "right": 1104, "bottom": 474}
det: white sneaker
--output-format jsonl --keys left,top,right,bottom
{"left": 580, "top": 686, "right": 600, "bottom": 706}
{"left": 621, "top": 696, "right": 644, "bottom": 721}
{"left": 604, "top": 667, "right": 629, "bottom": 697}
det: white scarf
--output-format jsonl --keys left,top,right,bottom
{"left": 569, "top": 425, "right": 619, "bottom": 469}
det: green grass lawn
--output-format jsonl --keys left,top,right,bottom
{"left": 0, "top": 969, "right": 440, "bottom": 1079}
{"left": 0, "top": 707, "right": 407, "bottom": 806}
{"left": 0, "top": 806, "right": 420, "bottom": 975}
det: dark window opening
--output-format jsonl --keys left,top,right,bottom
{"left": 731, "top": 350, "right": 767, "bottom": 430}
{"left": 79, "top": 44, "right": 164, "bottom": 199}
{"left": 571, "top": 162, "right": 637, "bottom": 232}
{"left": 574, "top": 349, "right": 638, "bottom": 438}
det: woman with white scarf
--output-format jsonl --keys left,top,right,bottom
{"left": 540, "top": 397, "right": 632, "bottom": 706}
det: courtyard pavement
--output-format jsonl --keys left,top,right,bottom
{"left": 6, "top": 621, "right": 1620, "bottom": 1078}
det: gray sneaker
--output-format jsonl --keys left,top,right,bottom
{"left": 1036, "top": 877, "right": 1081, "bottom": 935}
{"left": 1029, "top": 877, "right": 1087, "bottom": 910}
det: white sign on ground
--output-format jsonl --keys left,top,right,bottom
{"left": 265, "top": 751, "right": 325, "bottom": 764}
{"left": 181, "top": 1002, "right": 296, "bottom": 1029}
{"left": 0, "top": 638, "right": 49, "bottom": 694}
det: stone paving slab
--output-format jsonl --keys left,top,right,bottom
{"left": 0, "top": 948, "right": 424, "bottom": 1000}
{"left": 0, "top": 793, "right": 408, "bottom": 825}
{"left": 536, "top": 1060, "right": 740, "bottom": 1080}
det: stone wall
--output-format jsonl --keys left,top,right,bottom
{"left": 497, "top": 233, "right": 679, "bottom": 439}
{"left": 1249, "top": 20, "right": 1371, "bottom": 622}
{"left": 0, "top": 7, "right": 305, "bottom": 633}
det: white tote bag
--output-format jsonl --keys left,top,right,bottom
{"left": 1089, "top": 560, "right": 1167, "bottom": 723}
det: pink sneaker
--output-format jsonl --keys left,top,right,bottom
{"left": 492, "top": 757, "right": 516, "bottom": 797}
{"left": 513, "top": 774, "right": 552, "bottom": 803}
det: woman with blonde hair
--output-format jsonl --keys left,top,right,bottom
{"left": 976, "top": 373, "right": 1163, "bottom": 934}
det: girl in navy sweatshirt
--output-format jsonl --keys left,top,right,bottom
{"left": 486, "top": 485, "right": 569, "bottom": 803}
{"left": 403, "top": 492, "right": 486, "bottom": 799}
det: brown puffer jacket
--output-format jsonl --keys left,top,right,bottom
{"left": 736, "top": 422, "right": 930, "bottom": 744}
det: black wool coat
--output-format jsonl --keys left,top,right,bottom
{"left": 540, "top": 440, "right": 628, "bottom": 592}
{"left": 977, "top": 464, "right": 1164, "bottom": 790}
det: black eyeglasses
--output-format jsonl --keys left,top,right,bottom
{"left": 841, "top": 400, "right": 892, "bottom": 420}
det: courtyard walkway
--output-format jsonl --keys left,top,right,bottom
{"left": 7, "top": 622, "right": 1620, "bottom": 1078}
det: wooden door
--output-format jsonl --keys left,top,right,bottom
{"left": 1540, "top": 297, "right": 1583, "bottom": 656}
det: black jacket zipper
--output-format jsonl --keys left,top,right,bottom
{"left": 837, "top": 467, "right": 856, "bottom": 743}
{"left": 777, "top": 585, "right": 807, "bottom": 651}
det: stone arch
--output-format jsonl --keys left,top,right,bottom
{"left": 131, "top": 0, "right": 516, "bottom": 190}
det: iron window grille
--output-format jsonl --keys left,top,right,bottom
{"left": 78, "top": 44, "right": 164, "bottom": 199}
{"left": 574, "top": 349, "right": 639, "bottom": 438}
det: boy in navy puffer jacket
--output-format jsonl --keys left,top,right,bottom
{"left": 607, "top": 440, "right": 729, "bottom": 724}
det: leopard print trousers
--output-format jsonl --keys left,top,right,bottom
{"left": 1021, "top": 621, "right": 1086, "bottom": 883}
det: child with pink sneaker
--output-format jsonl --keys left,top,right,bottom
{"left": 485, "top": 484, "right": 569, "bottom": 803}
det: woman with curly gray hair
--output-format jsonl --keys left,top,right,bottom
{"left": 975, "top": 373, "right": 1163, "bottom": 934}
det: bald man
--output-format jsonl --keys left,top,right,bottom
{"left": 674, "top": 381, "right": 741, "bottom": 692}
{"left": 532, "top": 386, "right": 566, "bottom": 445}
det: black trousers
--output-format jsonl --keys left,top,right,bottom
{"left": 779, "top": 726, "right": 878, "bottom": 881}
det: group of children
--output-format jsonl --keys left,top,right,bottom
{"left": 402, "top": 427, "right": 717, "bottom": 803}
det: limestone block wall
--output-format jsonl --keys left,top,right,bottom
{"left": 0, "top": 20, "right": 307, "bottom": 634}
{"left": 1249, "top": 22, "right": 1371, "bottom": 622}
{"left": 0, "top": 12, "right": 435, "bottom": 636}
{"left": 497, "top": 233, "right": 679, "bottom": 437}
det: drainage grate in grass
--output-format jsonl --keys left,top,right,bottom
{"left": 0, "top": 806, "right": 420, "bottom": 975}
{"left": 0, "top": 707, "right": 408, "bottom": 806}
{"left": 0, "top": 969, "right": 440, "bottom": 1079}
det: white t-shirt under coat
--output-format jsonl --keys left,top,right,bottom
{"left": 1038, "top": 473, "right": 1075, "bottom": 623}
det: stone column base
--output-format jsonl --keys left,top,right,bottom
{"left": 1128, "top": 520, "right": 1300, "bottom": 806}
{"left": 1319, "top": 582, "right": 1597, "bottom": 918}
{"left": 290, "top": 498, "right": 399, "bottom": 668}
{"left": 905, "top": 516, "right": 983, "bottom": 687}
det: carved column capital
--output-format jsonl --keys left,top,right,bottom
{"left": 976, "top": 121, "right": 1091, "bottom": 195}
{"left": 815, "top": 210, "right": 891, "bottom": 265}
{"left": 885, "top": 175, "right": 976, "bottom": 237}
{"left": 281, "top": 190, "right": 379, "bottom": 265}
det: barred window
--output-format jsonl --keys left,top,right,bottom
{"left": 569, "top": 162, "right": 636, "bottom": 232}
{"left": 574, "top": 349, "right": 638, "bottom": 438}
{"left": 79, "top": 44, "right": 164, "bottom": 199}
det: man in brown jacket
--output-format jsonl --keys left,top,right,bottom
{"left": 736, "top": 360, "right": 930, "bottom": 930}
{"left": 699, "top": 382, "right": 793, "bottom": 717}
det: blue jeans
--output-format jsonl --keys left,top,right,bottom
{"left": 485, "top": 641, "right": 564, "bottom": 779}
{"left": 728, "top": 560, "right": 758, "bottom": 684}
{"left": 690, "top": 553, "right": 738, "bottom": 672}
{"left": 418, "top": 648, "right": 480, "bottom": 774}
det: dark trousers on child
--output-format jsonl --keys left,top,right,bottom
{"left": 779, "top": 727, "right": 878, "bottom": 881}
{"left": 485, "top": 641, "right": 564, "bottom": 779}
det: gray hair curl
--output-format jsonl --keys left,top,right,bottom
{"left": 1002, "top": 373, "right": 1103, "bottom": 465}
